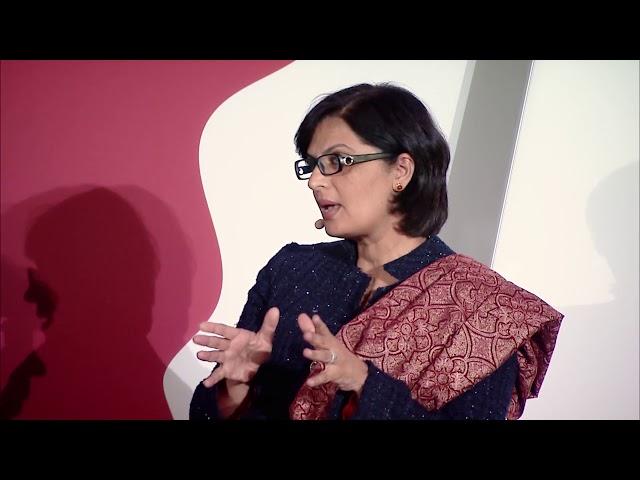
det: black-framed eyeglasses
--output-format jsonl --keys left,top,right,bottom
{"left": 294, "top": 152, "right": 394, "bottom": 180}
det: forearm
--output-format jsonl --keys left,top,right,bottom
{"left": 189, "top": 378, "right": 252, "bottom": 420}
{"left": 216, "top": 379, "right": 251, "bottom": 419}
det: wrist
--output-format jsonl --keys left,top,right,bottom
{"left": 354, "top": 360, "right": 369, "bottom": 397}
{"left": 218, "top": 379, "right": 251, "bottom": 418}
{"left": 224, "top": 379, "right": 250, "bottom": 401}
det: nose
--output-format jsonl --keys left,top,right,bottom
{"left": 307, "top": 165, "right": 327, "bottom": 191}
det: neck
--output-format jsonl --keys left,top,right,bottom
{"left": 355, "top": 229, "right": 427, "bottom": 274}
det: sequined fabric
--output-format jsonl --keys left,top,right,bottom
{"left": 290, "top": 254, "right": 563, "bottom": 420}
{"left": 190, "top": 236, "right": 522, "bottom": 420}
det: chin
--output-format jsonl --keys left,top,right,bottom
{"left": 325, "top": 224, "right": 359, "bottom": 240}
{"left": 324, "top": 223, "right": 346, "bottom": 239}
{"left": 324, "top": 227, "right": 340, "bottom": 238}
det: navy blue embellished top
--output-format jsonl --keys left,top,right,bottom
{"left": 190, "top": 235, "right": 519, "bottom": 420}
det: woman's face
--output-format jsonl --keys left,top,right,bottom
{"left": 307, "top": 116, "right": 399, "bottom": 240}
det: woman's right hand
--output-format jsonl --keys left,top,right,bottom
{"left": 193, "top": 307, "right": 280, "bottom": 388}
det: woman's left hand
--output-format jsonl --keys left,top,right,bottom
{"left": 297, "top": 313, "right": 369, "bottom": 395}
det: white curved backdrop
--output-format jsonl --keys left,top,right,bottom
{"left": 493, "top": 60, "right": 639, "bottom": 419}
{"left": 164, "top": 60, "right": 471, "bottom": 419}
{"left": 165, "top": 60, "right": 639, "bottom": 420}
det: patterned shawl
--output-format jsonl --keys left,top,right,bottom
{"left": 290, "top": 254, "right": 563, "bottom": 420}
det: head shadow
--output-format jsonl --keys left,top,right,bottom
{"left": 1, "top": 186, "right": 193, "bottom": 418}
{"left": 586, "top": 160, "right": 639, "bottom": 301}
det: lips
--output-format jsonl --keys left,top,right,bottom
{"left": 317, "top": 200, "right": 341, "bottom": 220}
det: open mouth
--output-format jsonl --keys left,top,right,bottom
{"left": 320, "top": 204, "right": 341, "bottom": 219}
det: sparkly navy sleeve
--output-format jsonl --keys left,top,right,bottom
{"left": 189, "top": 247, "right": 288, "bottom": 421}
{"left": 349, "top": 354, "right": 519, "bottom": 420}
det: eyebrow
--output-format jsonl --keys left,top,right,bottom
{"left": 322, "top": 144, "right": 353, "bottom": 155}
{"left": 306, "top": 144, "right": 354, "bottom": 158}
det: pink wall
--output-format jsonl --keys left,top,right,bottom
{"left": 0, "top": 60, "right": 292, "bottom": 419}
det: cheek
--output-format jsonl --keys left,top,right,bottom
{"left": 345, "top": 192, "right": 388, "bottom": 223}
{"left": 337, "top": 172, "right": 392, "bottom": 216}
{"left": 365, "top": 180, "right": 393, "bottom": 207}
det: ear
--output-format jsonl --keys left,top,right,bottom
{"left": 393, "top": 153, "right": 415, "bottom": 186}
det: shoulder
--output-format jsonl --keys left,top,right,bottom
{"left": 269, "top": 240, "right": 355, "bottom": 265}
{"left": 271, "top": 239, "right": 353, "bottom": 263}
{"left": 435, "top": 253, "right": 561, "bottom": 316}
{"left": 421, "top": 252, "right": 511, "bottom": 292}
{"left": 431, "top": 251, "right": 492, "bottom": 271}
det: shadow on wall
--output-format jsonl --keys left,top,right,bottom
{"left": 0, "top": 186, "right": 193, "bottom": 419}
{"left": 587, "top": 160, "right": 639, "bottom": 300}
{"left": 533, "top": 161, "right": 639, "bottom": 419}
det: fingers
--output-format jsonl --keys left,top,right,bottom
{"left": 258, "top": 307, "right": 280, "bottom": 343}
{"left": 196, "top": 349, "right": 225, "bottom": 363}
{"left": 302, "top": 323, "right": 333, "bottom": 349}
{"left": 303, "top": 348, "right": 336, "bottom": 364}
{"left": 300, "top": 313, "right": 334, "bottom": 349}
{"left": 193, "top": 335, "right": 230, "bottom": 350}
{"left": 297, "top": 312, "right": 316, "bottom": 335}
{"left": 198, "top": 322, "right": 239, "bottom": 339}
{"left": 202, "top": 367, "right": 225, "bottom": 388}
{"left": 303, "top": 330, "right": 329, "bottom": 350}
{"left": 306, "top": 369, "right": 330, "bottom": 388}
{"left": 311, "top": 314, "right": 332, "bottom": 336}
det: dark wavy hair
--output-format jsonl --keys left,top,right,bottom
{"left": 294, "top": 83, "right": 450, "bottom": 238}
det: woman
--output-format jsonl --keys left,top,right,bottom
{"left": 189, "top": 83, "right": 563, "bottom": 420}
